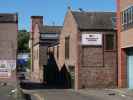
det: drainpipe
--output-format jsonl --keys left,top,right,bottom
{"left": 116, "top": 0, "right": 123, "bottom": 88}
{"left": 75, "top": 31, "right": 80, "bottom": 90}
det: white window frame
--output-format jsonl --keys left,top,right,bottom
{"left": 121, "top": 5, "right": 133, "bottom": 25}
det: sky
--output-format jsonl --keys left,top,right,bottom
{"left": 0, "top": 0, "right": 116, "bottom": 31}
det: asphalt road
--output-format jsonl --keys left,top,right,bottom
{"left": 39, "top": 90, "right": 97, "bottom": 100}
{"left": 23, "top": 89, "right": 133, "bottom": 100}
{"left": 24, "top": 89, "right": 99, "bottom": 100}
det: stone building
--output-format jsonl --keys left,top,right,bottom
{"left": 30, "top": 16, "right": 62, "bottom": 82}
{"left": 57, "top": 10, "right": 118, "bottom": 89}
{"left": 117, "top": 0, "right": 133, "bottom": 89}
{"left": 0, "top": 13, "right": 18, "bottom": 78}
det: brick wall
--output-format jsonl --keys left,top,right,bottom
{"left": 58, "top": 10, "right": 118, "bottom": 89}
{"left": 39, "top": 45, "right": 47, "bottom": 66}
{"left": 81, "top": 47, "right": 103, "bottom": 67}
{"left": 0, "top": 23, "right": 17, "bottom": 60}
{"left": 79, "top": 68, "right": 116, "bottom": 88}
{"left": 31, "top": 45, "right": 41, "bottom": 82}
{"left": 58, "top": 10, "right": 78, "bottom": 69}
{"left": 79, "top": 31, "right": 117, "bottom": 88}
{"left": 58, "top": 10, "right": 79, "bottom": 89}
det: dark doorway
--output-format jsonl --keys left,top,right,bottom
{"left": 43, "top": 52, "right": 72, "bottom": 89}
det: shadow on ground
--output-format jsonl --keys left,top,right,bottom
{"left": 20, "top": 52, "right": 72, "bottom": 90}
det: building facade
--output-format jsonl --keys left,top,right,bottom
{"left": 117, "top": 0, "right": 133, "bottom": 89}
{"left": 30, "top": 16, "right": 62, "bottom": 82}
{"left": 0, "top": 13, "right": 18, "bottom": 78}
{"left": 57, "top": 10, "right": 118, "bottom": 89}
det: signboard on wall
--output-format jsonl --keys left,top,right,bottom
{"left": 0, "top": 60, "right": 16, "bottom": 78}
{"left": 81, "top": 34, "right": 102, "bottom": 45}
{"left": 7, "top": 60, "right": 16, "bottom": 70}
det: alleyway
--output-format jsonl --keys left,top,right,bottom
{"left": 43, "top": 52, "right": 71, "bottom": 89}
{"left": 20, "top": 52, "right": 72, "bottom": 89}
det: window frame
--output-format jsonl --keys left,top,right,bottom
{"left": 121, "top": 5, "right": 133, "bottom": 30}
{"left": 57, "top": 45, "right": 59, "bottom": 59}
{"left": 104, "top": 34, "right": 115, "bottom": 51}
{"left": 65, "top": 36, "right": 70, "bottom": 59}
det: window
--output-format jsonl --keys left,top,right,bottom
{"left": 36, "top": 48, "right": 39, "bottom": 59}
{"left": 104, "top": 34, "right": 114, "bottom": 51}
{"left": 65, "top": 36, "right": 70, "bottom": 59}
{"left": 111, "top": 17, "right": 116, "bottom": 28}
{"left": 132, "top": 6, "right": 133, "bottom": 22}
{"left": 128, "top": 8, "right": 132, "bottom": 23}
{"left": 121, "top": 6, "right": 133, "bottom": 30}
{"left": 121, "top": 12, "right": 124, "bottom": 25}
{"left": 124, "top": 10, "right": 127, "bottom": 24}
{"left": 57, "top": 45, "right": 59, "bottom": 59}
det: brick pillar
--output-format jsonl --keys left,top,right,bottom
{"left": 118, "top": 48, "right": 127, "bottom": 88}
{"left": 116, "top": 0, "right": 124, "bottom": 88}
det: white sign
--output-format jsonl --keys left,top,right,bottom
{"left": 0, "top": 60, "right": 16, "bottom": 78}
{"left": 81, "top": 34, "right": 102, "bottom": 45}
{"left": 0, "top": 61, "right": 10, "bottom": 78}
{"left": 0, "top": 68, "right": 11, "bottom": 78}
{"left": 6, "top": 60, "right": 16, "bottom": 70}
{"left": 41, "top": 34, "right": 59, "bottom": 39}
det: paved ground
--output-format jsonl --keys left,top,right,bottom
{"left": 0, "top": 75, "right": 17, "bottom": 100}
{"left": 24, "top": 89, "right": 99, "bottom": 100}
{"left": 21, "top": 74, "right": 133, "bottom": 100}
{"left": 0, "top": 84, "right": 15, "bottom": 100}
{"left": 77, "top": 89, "right": 133, "bottom": 100}
{"left": 23, "top": 89, "right": 133, "bottom": 100}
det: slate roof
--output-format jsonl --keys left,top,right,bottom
{"left": 40, "top": 25, "right": 62, "bottom": 33}
{"left": 0, "top": 13, "right": 18, "bottom": 23}
{"left": 71, "top": 11, "right": 116, "bottom": 30}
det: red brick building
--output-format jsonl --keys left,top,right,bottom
{"left": 117, "top": 0, "right": 133, "bottom": 89}
{"left": 57, "top": 10, "right": 118, "bottom": 89}
{"left": 0, "top": 13, "right": 18, "bottom": 78}
{"left": 30, "top": 16, "right": 62, "bottom": 82}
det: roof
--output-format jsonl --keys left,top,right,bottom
{"left": 40, "top": 25, "right": 62, "bottom": 33}
{"left": 39, "top": 26, "right": 62, "bottom": 46}
{"left": 71, "top": 11, "right": 116, "bottom": 30}
{"left": 0, "top": 13, "right": 18, "bottom": 23}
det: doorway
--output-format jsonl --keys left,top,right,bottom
{"left": 127, "top": 48, "right": 133, "bottom": 89}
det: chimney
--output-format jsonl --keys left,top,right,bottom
{"left": 31, "top": 16, "right": 43, "bottom": 32}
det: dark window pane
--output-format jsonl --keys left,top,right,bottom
{"left": 57, "top": 45, "right": 59, "bottom": 59}
{"left": 105, "top": 34, "right": 114, "bottom": 50}
{"left": 65, "top": 37, "right": 70, "bottom": 59}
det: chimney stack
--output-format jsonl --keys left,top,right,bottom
{"left": 31, "top": 16, "right": 43, "bottom": 32}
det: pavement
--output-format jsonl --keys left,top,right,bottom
{"left": 0, "top": 75, "right": 18, "bottom": 100}
{"left": 76, "top": 89, "right": 133, "bottom": 100}
{"left": 23, "top": 89, "right": 99, "bottom": 100}
{"left": 21, "top": 75, "right": 133, "bottom": 100}
{"left": 22, "top": 88, "right": 133, "bottom": 100}
{"left": 0, "top": 73, "right": 32, "bottom": 100}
